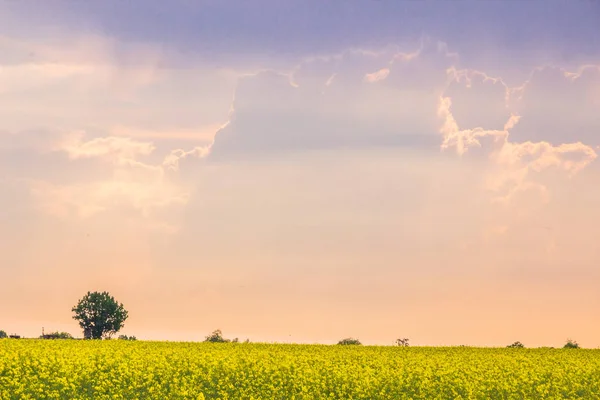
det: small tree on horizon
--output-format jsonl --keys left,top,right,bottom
{"left": 396, "top": 338, "right": 410, "bottom": 347}
{"left": 0, "top": 330, "right": 7, "bottom": 339}
{"left": 507, "top": 341, "right": 525, "bottom": 348}
{"left": 72, "top": 291, "right": 128, "bottom": 339}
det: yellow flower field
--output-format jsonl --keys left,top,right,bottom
{"left": 1, "top": 340, "right": 599, "bottom": 399}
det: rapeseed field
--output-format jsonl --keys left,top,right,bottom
{"left": 1, "top": 340, "right": 599, "bottom": 399}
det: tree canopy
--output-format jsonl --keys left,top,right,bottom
{"left": 72, "top": 291, "right": 128, "bottom": 339}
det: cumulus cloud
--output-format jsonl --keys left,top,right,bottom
{"left": 439, "top": 65, "right": 598, "bottom": 205}
{"left": 209, "top": 40, "right": 456, "bottom": 159}
{"left": 2, "top": 32, "right": 599, "bottom": 236}
{"left": 20, "top": 131, "right": 195, "bottom": 225}
{"left": 0, "top": 34, "right": 233, "bottom": 227}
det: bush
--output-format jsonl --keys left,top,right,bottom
{"left": 118, "top": 335, "right": 137, "bottom": 341}
{"left": 205, "top": 329, "right": 230, "bottom": 343}
{"left": 507, "top": 341, "right": 525, "bottom": 348}
{"left": 563, "top": 339, "right": 580, "bottom": 349}
{"left": 0, "top": 330, "right": 7, "bottom": 339}
{"left": 40, "top": 332, "right": 73, "bottom": 339}
{"left": 337, "top": 338, "right": 362, "bottom": 345}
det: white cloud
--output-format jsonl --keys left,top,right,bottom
{"left": 364, "top": 68, "right": 390, "bottom": 83}
{"left": 60, "top": 133, "right": 155, "bottom": 164}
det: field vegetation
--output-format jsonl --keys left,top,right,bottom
{"left": 1, "top": 340, "right": 599, "bottom": 399}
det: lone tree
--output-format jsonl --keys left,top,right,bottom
{"left": 72, "top": 291, "right": 128, "bottom": 339}
{"left": 507, "top": 341, "right": 525, "bottom": 348}
{"left": 0, "top": 330, "right": 7, "bottom": 339}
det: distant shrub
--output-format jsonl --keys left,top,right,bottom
{"left": 507, "top": 341, "right": 525, "bottom": 348}
{"left": 205, "top": 329, "right": 230, "bottom": 343}
{"left": 118, "top": 335, "right": 137, "bottom": 341}
{"left": 40, "top": 332, "right": 73, "bottom": 340}
{"left": 0, "top": 330, "right": 7, "bottom": 339}
{"left": 337, "top": 338, "right": 362, "bottom": 345}
{"left": 563, "top": 339, "right": 580, "bottom": 349}
{"left": 395, "top": 338, "right": 410, "bottom": 347}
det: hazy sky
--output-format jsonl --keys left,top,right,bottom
{"left": 1, "top": 0, "right": 599, "bottom": 347}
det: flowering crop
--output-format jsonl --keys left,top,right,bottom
{"left": 1, "top": 340, "right": 599, "bottom": 399}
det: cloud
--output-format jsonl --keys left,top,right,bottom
{"left": 209, "top": 40, "right": 457, "bottom": 159}
{"left": 507, "top": 65, "right": 600, "bottom": 146}
{"left": 439, "top": 65, "right": 598, "bottom": 205}
{"left": 0, "top": 34, "right": 235, "bottom": 135}
{"left": 364, "top": 68, "right": 390, "bottom": 83}
{"left": 110, "top": 125, "right": 219, "bottom": 142}
{"left": 0, "top": 34, "right": 232, "bottom": 226}
{"left": 2, "top": 32, "right": 598, "bottom": 238}
{"left": 60, "top": 133, "right": 155, "bottom": 164}
{"left": 20, "top": 132, "right": 194, "bottom": 224}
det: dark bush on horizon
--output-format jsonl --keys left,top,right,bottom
{"left": 0, "top": 330, "right": 7, "bottom": 339}
{"left": 205, "top": 329, "right": 230, "bottom": 343}
{"left": 507, "top": 341, "right": 525, "bottom": 348}
{"left": 563, "top": 339, "right": 580, "bottom": 349}
{"left": 40, "top": 332, "right": 73, "bottom": 339}
{"left": 337, "top": 338, "right": 362, "bottom": 345}
{"left": 118, "top": 335, "right": 137, "bottom": 341}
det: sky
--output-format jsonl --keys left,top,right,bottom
{"left": 1, "top": 0, "right": 599, "bottom": 347}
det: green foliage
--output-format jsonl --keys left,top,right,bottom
{"left": 507, "top": 341, "right": 525, "bottom": 348}
{"left": 337, "top": 337, "right": 362, "bottom": 345}
{"left": 0, "top": 330, "right": 7, "bottom": 339}
{"left": 41, "top": 332, "right": 73, "bottom": 339}
{"left": 204, "top": 329, "right": 230, "bottom": 343}
{"left": 564, "top": 339, "right": 580, "bottom": 349}
{"left": 118, "top": 335, "right": 137, "bottom": 341}
{"left": 72, "top": 291, "right": 128, "bottom": 339}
